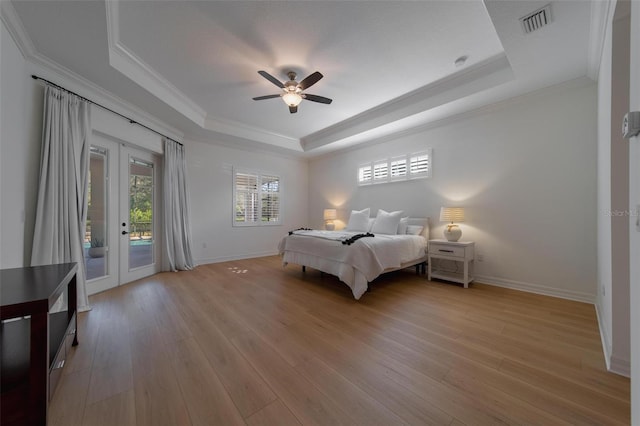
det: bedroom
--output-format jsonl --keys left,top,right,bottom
{"left": 1, "top": 0, "right": 638, "bottom": 425}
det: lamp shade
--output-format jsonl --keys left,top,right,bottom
{"left": 323, "top": 209, "right": 337, "bottom": 220}
{"left": 440, "top": 207, "right": 465, "bottom": 223}
{"left": 282, "top": 92, "right": 303, "bottom": 107}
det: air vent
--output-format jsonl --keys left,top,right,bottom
{"left": 520, "top": 4, "right": 552, "bottom": 34}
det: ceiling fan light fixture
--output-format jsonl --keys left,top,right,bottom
{"left": 282, "top": 92, "right": 303, "bottom": 107}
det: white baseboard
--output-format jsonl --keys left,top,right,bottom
{"left": 474, "top": 274, "right": 596, "bottom": 304}
{"left": 595, "top": 302, "right": 613, "bottom": 371}
{"left": 195, "top": 250, "right": 279, "bottom": 266}
{"left": 609, "top": 355, "right": 631, "bottom": 377}
{"left": 479, "top": 276, "right": 631, "bottom": 377}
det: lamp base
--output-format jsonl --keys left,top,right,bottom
{"left": 444, "top": 225, "right": 462, "bottom": 242}
{"left": 325, "top": 222, "right": 335, "bottom": 231}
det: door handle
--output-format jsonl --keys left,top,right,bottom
{"left": 121, "top": 230, "right": 129, "bottom": 235}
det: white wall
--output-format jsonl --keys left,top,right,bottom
{"left": 309, "top": 81, "right": 597, "bottom": 301}
{"left": 628, "top": 1, "right": 640, "bottom": 422}
{"left": 597, "top": 10, "right": 614, "bottom": 362}
{"left": 596, "top": 0, "right": 632, "bottom": 377}
{"left": 186, "top": 140, "right": 308, "bottom": 264}
{"left": 0, "top": 21, "right": 43, "bottom": 268}
{"left": 610, "top": 3, "right": 631, "bottom": 376}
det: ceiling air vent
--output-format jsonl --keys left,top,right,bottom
{"left": 520, "top": 4, "right": 552, "bottom": 34}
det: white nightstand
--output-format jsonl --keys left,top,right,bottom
{"left": 428, "top": 240, "right": 475, "bottom": 288}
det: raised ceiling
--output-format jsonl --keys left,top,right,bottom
{"left": 7, "top": 0, "right": 598, "bottom": 156}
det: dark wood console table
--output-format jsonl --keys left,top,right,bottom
{"left": 1, "top": 262, "right": 78, "bottom": 426}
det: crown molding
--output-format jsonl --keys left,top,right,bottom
{"left": 28, "top": 57, "right": 185, "bottom": 142}
{"left": 308, "top": 76, "right": 595, "bottom": 161}
{"left": 204, "top": 116, "right": 301, "bottom": 151}
{"left": 0, "top": 0, "right": 36, "bottom": 59}
{"left": 184, "top": 133, "right": 307, "bottom": 161}
{"left": 105, "top": 0, "right": 207, "bottom": 127}
{"left": 587, "top": 0, "right": 615, "bottom": 81}
{"left": 301, "top": 53, "right": 514, "bottom": 151}
{"left": 2, "top": 0, "right": 183, "bottom": 141}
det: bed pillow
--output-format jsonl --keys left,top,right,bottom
{"left": 371, "top": 209, "right": 404, "bottom": 235}
{"left": 397, "top": 217, "right": 409, "bottom": 234}
{"left": 345, "top": 208, "right": 371, "bottom": 232}
{"left": 367, "top": 218, "right": 376, "bottom": 232}
{"left": 406, "top": 225, "right": 424, "bottom": 235}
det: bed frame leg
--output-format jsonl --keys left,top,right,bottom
{"left": 302, "top": 265, "right": 306, "bottom": 273}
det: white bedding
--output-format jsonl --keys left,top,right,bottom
{"left": 278, "top": 229, "right": 427, "bottom": 299}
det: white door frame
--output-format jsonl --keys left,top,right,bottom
{"left": 86, "top": 135, "right": 161, "bottom": 294}
{"left": 86, "top": 133, "right": 120, "bottom": 295}
{"left": 119, "top": 145, "right": 161, "bottom": 284}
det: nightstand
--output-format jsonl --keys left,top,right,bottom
{"left": 428, "top": 240, "right": 475, "bottom": 287}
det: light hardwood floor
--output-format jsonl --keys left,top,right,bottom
{"left": 50, "top": 256, "right": 630, "bottom": 425}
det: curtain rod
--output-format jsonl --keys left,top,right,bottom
{"left": 31, "top": 75, "right": 182, "bottom": 146}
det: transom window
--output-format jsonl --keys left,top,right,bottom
{"left": 357, "top": 149, "right": 432, "bottom": 186}
{"left": 233, "top": 169, "right": 281, "bottom": 226}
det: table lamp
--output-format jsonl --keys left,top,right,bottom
{"left": 440, "top": 207, "right": 464, "bottom": 242}
{"left": 323, "top": 209, "right": 337, "bottom": 230}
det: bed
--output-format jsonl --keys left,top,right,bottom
{"left": 278, "top": 215, "right": 430, "bottom": 299}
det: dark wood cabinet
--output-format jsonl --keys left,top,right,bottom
{"left": 1, "top": 263, "right": 78, "bottom": 426}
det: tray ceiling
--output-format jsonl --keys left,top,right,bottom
{"left": 8, "top": 0, "right": 595, "bottom": 156}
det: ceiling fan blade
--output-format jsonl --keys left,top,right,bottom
{"left": 289, "top": 105, "right": 298, "bottom": 114}
{"left": 304, "top": 94, "right": 332, "bottom": 104}
{"left": 258, "top": 71, "right": 285, "bottom": 89}
{"left": 252, "top": 94, "right": 281, "bottom": 101}
{"left": 298, "top": 71, "right": 323, "bottom": 90}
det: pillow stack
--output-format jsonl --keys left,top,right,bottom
{"left": 345, "top": 208, "right": 370, "bottom": 232}
{"left": 371, "top": 209, "right": 404, "bottom": 235}
{"left": 344, "top": 208, "right": 424, "bottom": 236}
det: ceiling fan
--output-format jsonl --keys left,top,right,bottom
{"left": 252, "top": 70, "right": 333, "bottom": 114}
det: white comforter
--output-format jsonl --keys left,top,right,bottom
{"left": 278, "top": 230, "right": 427, "bottom": 299}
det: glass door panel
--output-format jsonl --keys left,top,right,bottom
{"left": 85, "top": 146, "right": 108, "bottom": 280}
{"left": 128, "top": 157, "right": 154, "bottom": 269}
{"left": 85, "top": 134, "right": 119, "bottom": 295}
{"left": 120, "top": 146, "right": 159, "bottom": 284}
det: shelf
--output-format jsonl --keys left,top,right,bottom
{"left": 1, "top": 319, "right": 30, "bottom": 391}
{"left": 1, "top": 263, "right": 78, "bottom": 426}
{"left": 430, "top": 270, "right": 473, "bottom": 285}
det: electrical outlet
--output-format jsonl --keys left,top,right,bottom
{"left": 477, "top": 254, "right": 484, "bottom": 262}
{"left": 601, "top": 284, "right": 606, "bottom": 297}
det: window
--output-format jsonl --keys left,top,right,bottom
{"left": 358, "top": 164, "right": 372, "bottom": 185}
{"left": 409, "top": 150, "right": 431, "bottom": 178}
{"left": 356, "top": 149, "right": 431, "bottom": 186}
{"left": 389, "top": 155, "right": 407, "bottom": 180}
{"left": 373, "top": 160, "right": 388, "bottom": 182}
{"left": 233, "top": 169, "right": 281, "bottom": 226}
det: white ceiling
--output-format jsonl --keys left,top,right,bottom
{"left": 8, "top": 0, "right": 597, "bottom": 157}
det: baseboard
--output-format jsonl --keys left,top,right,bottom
{"left": 609, "top": 355, "right": 631, "bottom": 377}
{"left": 195, "top": 250, "right": 279, "bottom": 266}
{"left": 595, "top": 302, "right": 612, "bottom": 371}
{"left": 474, "top": 274, "right": 596, "bottom": 304}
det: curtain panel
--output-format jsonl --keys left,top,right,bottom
{"left": 31, "top": 85, "right": 91, "bottom": 311}
{"left": 163, "top": 139, "right": 195, "bottom": 271}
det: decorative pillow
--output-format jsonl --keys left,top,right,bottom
{"left": 345, "top": 208, "right": 371, "bottom": 232}
{"left": 406, "top": 225, "right": 424, "bottom": 235}
{"left": 367, "top": 218, "right": 376, "bottom": 232}
{"left": 397, "top": 217, "right": 409, "bottom": 234}
{"left": 371, "top": 209, "right": 404, "bottom": 235}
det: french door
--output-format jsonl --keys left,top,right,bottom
{"left": 85, "top": 134, "right": 160, "bottom": 295}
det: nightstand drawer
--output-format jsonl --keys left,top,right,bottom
{"left": 429, "top": 245, "right": 465, "bottom": 257}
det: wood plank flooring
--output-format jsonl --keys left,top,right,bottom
{"left": 50, "top": 255, "right": 630, "bottom": 425}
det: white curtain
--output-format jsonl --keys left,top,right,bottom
{"left": 31, "top": 85, "right": 91, "bottom": 311}
{"left": 163, "top": 139, "right": 195, "bottom": 271}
